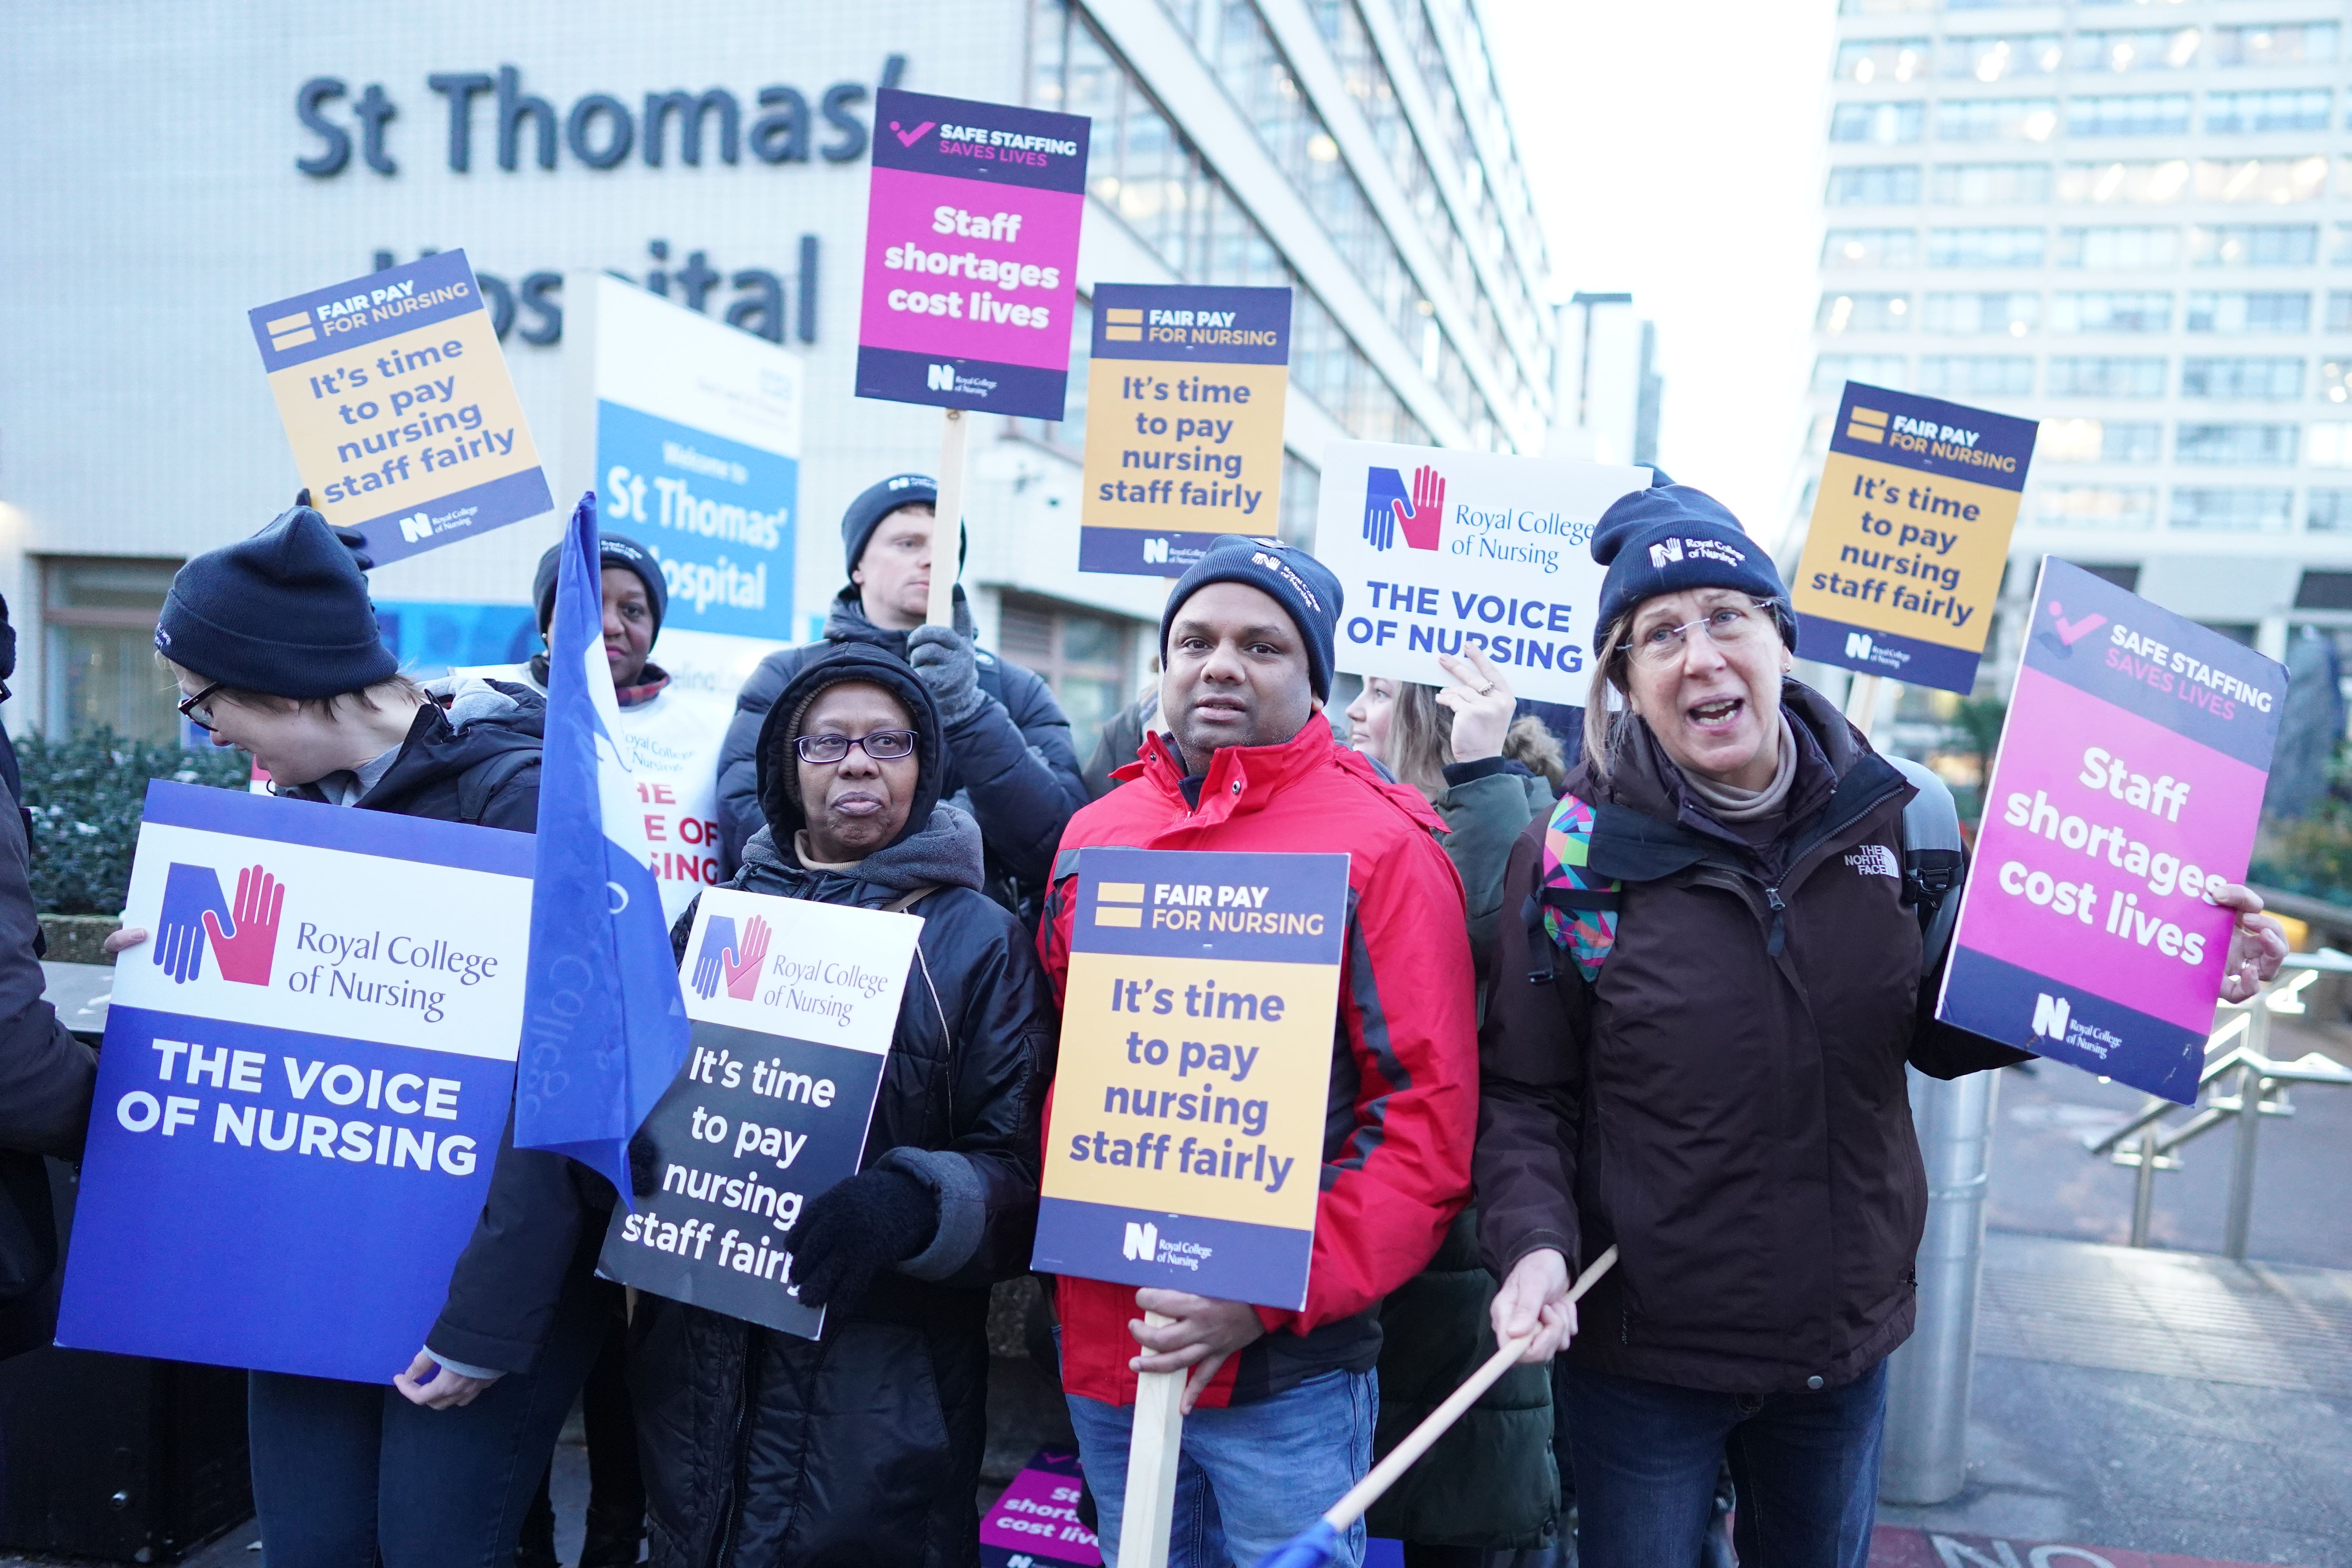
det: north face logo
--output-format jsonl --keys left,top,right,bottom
{"left": 1649, "top": 538, "right": 1683, "bottom": 569}
{"left": 1122, "top": 1221, "right": 1158, "bottom": 1262}
{"left": 2032, "top": 993, "right": 2071, "bottom": 1042}
{"left": 1844, "top": 845, "right": 1900, "bottom": 879}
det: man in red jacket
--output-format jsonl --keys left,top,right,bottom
{"left": 1037, "top": 538, "right": 1477, "bottom": 1568}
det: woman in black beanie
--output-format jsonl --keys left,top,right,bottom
{"left": 112, "top": 502, "right": 610, "bottom": 1568}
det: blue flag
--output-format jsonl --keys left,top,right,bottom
{"left": 517, "top": 491, "right": 690, "bottom": 1199}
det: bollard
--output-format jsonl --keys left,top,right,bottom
{"left": 1880, "top": 1064, "right": 1998, "bottom": 1505}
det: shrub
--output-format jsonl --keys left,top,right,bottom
{"left": 16, "top": 729, "right": 251, "bottom": 915}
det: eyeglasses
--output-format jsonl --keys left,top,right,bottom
{"left": 177, "top": 681, "right": 228, "bottom": 733}
{"left": 793, "top": 729, "right": 917, "bottom": 765}
{"left": 1629, "top": 602, "right": 1775, "bottom": 668}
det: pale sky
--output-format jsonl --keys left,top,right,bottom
{"left": 1486, "top": 0, "right": 1837, "bottom": 547}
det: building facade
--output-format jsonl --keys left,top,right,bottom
{"left": 0, "top": 0, "right": 1558, "bottom": 761}
{"left": 1809, "top": 0, "right": 2352, "bottom": 690}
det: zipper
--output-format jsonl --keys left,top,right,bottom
{"left": 1763, "top": 884, "right": 1788, "bottom": 957}
{"left": 710, "top": 1324, "right": 762, "bottom": 1568}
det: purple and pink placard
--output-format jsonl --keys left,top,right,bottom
{"left": 1936, "top": 557, "right": 2286, "bottom": 1103}
{"left": 856, "top": 88, "right": 1088, "bottom": 422}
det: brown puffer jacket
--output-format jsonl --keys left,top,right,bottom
{"left": 1475, "top": 682, "right": 2024, "bottom": 1395}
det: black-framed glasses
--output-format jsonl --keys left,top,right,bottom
{"left": 794, "top": 729, "right": 917, "bottom": 765}
{"left": 177, "top": 680, "right": 228, "bottom": 733}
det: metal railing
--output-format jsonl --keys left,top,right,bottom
{"left": 2083, "top": 952, "right": 2352, "bottom": 1260}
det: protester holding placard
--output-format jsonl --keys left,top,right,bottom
{"left": 716, "top": 473, "right": 1087, "bottom": 915}
{"left": 1474, "top": 487, "right": 2284, "bottom": 1568}
{"left": 1037, "top": 538, "right": 1477, "bottom": 1568}
{"left": 109, "top": 503, "right": 610, "bottom": 1568}
{"left": 631, "top": 643, "right": 1054, "bottom": 1566}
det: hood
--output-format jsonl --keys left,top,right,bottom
{"left": 820, "top": 584, "right": 976, "bottom": 657}
{"left": 737, "top": 799, "right": 985, "bottom": 901}
{"left": 752, "top": 643, "right": 945, "bottom": 853}
{"left": 360, "top": 676, "right": 546, "bottom": 810}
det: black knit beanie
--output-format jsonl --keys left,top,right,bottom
{"left": 1157, "top": 538, "right": 1344, "bottom": 701}
{"left": 532, "top": 530, "right": 667, "bottom": 640}
{"left": 155, "top": 504, "right": 396, "bottom": 698}
{"left": 840, "top": 473, "right": 968, "bottom": 579}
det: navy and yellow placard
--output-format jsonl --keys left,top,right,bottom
{"left": 1079, "top": 284, "right": 1291, "bottom": 577}
{"left": 1032, "top": 847, "right": 1346, "bottom": 1311}
{"left": 1791, "top": 381, "right": 2037, "bottom": 694}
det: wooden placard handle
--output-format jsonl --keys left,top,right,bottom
{"left": 1118, "top": 1309, "right": 1186, "bottom": 1568}
{"left": 927, "top": 408, "right": 968, "bottom": 629}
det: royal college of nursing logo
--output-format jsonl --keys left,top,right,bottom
{"left": 1361, "top": 464, "right": 1446, "bottom": 552}
{"left": 154, "top": 863, "right": 285, "bottom": 987}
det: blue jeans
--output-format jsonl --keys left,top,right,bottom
{"left": 247, "top": 1295, "right": 601, "bottom": 1568}
{"left": 1558, "top": 1356, "right": 1888, "bottom": 1568}
{"left": 1067, "top": 1369, "right": 1376, "bottom": 1568}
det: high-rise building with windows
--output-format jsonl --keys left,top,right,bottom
{"left": 1808, "top": 1, "right": 2352, "bottom": 684}
{"left": 2, "top": 0, "right": 1557, "bottom": 757}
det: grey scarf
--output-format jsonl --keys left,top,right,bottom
{"left": 1677, "top": 713, "right": 1798, "bottom": 824}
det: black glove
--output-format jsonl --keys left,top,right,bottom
{"left": 782, "top": 1165, "right": 938, "bottom": 1309}
{"left": 628, "top": 1131, "right": 661, "bottom": 1197}
{"left": 295, "top": 487, "right": 375, "bottom": 570}
{"left": 906, "top": 625, "right": 986, "bottom": 726}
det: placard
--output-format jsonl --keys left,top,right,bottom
{"left": 1031, "top": 848, "right": 1348, "bottom": 1311}
{"left": 1314, "top": 442, "right": 1650, "bottom": 707}
{"left": 56, "top": 782, "right": 533, "bottom": 1380}
{"left": 1078, "top": 283, "right": 1291, "bottom": 576}
{"left": 855, "top": 88, "right": 1088, "bottom": 420}
{"left": 981, "top": 1447, "right": 1101, "bottom": 1568}
{"left": 600, "top": 886, "right": 920, "bottom": 1337}
{"left": 1936, "top": 559, "right": 2286, "bottom": 1103}
{"left": 1791, "top": 381, "right": 2036, "bottom": 693}
{"left": 249, "top": 250, "right": 552, "bottom": 567}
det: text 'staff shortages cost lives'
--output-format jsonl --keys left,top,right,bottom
{"left": 1314, "top": 442, "right": 1651, "bottom": 708}
{"left": 601, "top": 887, "right": 919, "bottom": 1338}
{"left": 57, "top": 783, "right": 533, "bottom": 1381}
{"left": 1078, "top": 283, "right": 1291, "bottom": 576}
{"left": 1032, "top": 848, "right": 1349, "bottom": 1312}
{"left": 250, "top": 249, "right": 552, "bottom": 568}
{"left": 1937, "top": 560, "right": 2285, "bottom": 1103}
{"left": 1792, "top": 381, "right": 2036, "bottom": 694}
{"left": 855, "top": 88, "right": 1088, "bottom": 421}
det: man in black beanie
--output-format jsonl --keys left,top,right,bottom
{"left": 713, "top": 473, "right": 1086, "bottom": 920}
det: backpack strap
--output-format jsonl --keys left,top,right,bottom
{"left": 1526, "top": 792, "right": 1621, "bottom": 988}
{"left": 1886, "top": 754, "right": 1964, "bottom": 976}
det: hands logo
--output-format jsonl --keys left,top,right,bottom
{"left": 1361, "top": 464, "right": 1445, "bottom": 552}
{"left": 689, "top": 914, "right": 772, "bottom": 1002}
{"left": 155, "top": 863, "right": 284, "bottom": 986}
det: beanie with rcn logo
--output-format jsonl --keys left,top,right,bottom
{"left": 532, "top": 529, "right": 668, "bottom": 640}
{"left": 1157, "top": 537, "right": 1343, "bottom": 701}
{"left": 156, "top": 503, "right": 397, "bottom": 698}
{"left": 1589, "top": 483, "right": 1787, "bottom": 654}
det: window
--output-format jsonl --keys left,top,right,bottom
{"left": 2055, "top": 226, "right": 2181, "bottom": 269}
{"left": 1836, "top": 38, "right": 1928, "bottom": 83}
{"left": 1930, "top": 163, "right": 2051, "bottom": 203}
{"left": 1935, "top": 98, "right": 2058, "bottom": 142}
{"left": 1940, "top": 34, "right": 2062, "bottom": 80}
{"left": 2066, "top": 95, "right": 2192, "bottom": 138}
{"left": 2330, "top": 293, "right": 2352, "bottom": 332}
{"left": 2307, "top": 423, "right": 2352, "bottom": 468}
{"left": 2185, "top": 291, "right": 2311, "bottom": 332}
{"left": 2049, "top": 291, "right": 2172, "bottom": 332}
{"left": 41, "top": 558, "right": 184, "bottom": 744}
{"left": 1928, "top": 227, "right": 2045, "bottom": 267}
{"left": 1921, "top": 291, "right": 2039, "bottom": 334}
{"left": 2180, "top": 357, "right": 2303, "bottom": 399}
{"left": 1832, "top": 103, "right": 1924, "bottom": 144}
{"left": 993, "top": 592, "right": 1137, "bottom": 763}
{"left": 2187, "top": 224, "right": 2319, "bottom": 267}
{"left": 2170, "top": 487, "right": 2294, "bottom": 531}
{"left": 1826, "top": 165, "right": 1921, "bottom": 205}
{"left": 2204, "top": 89, "right": 2331, "bottom": 134}
{"left": 2056, "top": 160, "right": 2190, "bottom": 204}
{"left": 2027, "top": 486, "right": 2158, "bottom": 529}
{"left": 2211, "top": 22, "right": 2339, "bottom": 68}
{"left": 2322, "top": 357, "right": 2352, "bottom": 404}
{"left": 2309, "top": 489, "right": 2352, "bottom": 530}
{"left": 2067, "top": 27, "right": 2203, "bottom": 72}
{"left": 1917, "top": 355, "right": 2034, "bottom": 396}
{"left": 2173, "top": 423, "right": 2298, "bottom": 464}
{"left": 1823, "top": 228, "right": 1918, "bottom": 268}
{"left": 2192, "top": 156, "right": 2329, "bottom": 204}
{"left": 2039, "top": 419, "right": 2162, "bottom": 463}
{"left": 2047, "top": 356, "right": 2169, "bottom": 397}
{"left": 1812, "top": 354, "right": 1907, "bottom": 393}
{"left": 1817, "top": 292, "right": 1912, "bottom": 333}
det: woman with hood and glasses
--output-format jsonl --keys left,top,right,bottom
{"left": 630, "top": 643, "right": 1055, "bottom": 1568}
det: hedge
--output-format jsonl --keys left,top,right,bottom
{"left": 16, "top": 729, "right": 251, "bottom": 915}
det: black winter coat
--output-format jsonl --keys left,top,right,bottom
{"left": 636, "top": 647, "right": 1054, "bottom": 1568}
{"left": 1476, "top": 683, "right": 2026, "bottom": 1396}
{"left": 281, "top": 679, "right": 616, "bottom": 1375}
{"left": 714, "top": 588, "right": 1086, "bottom": 908}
